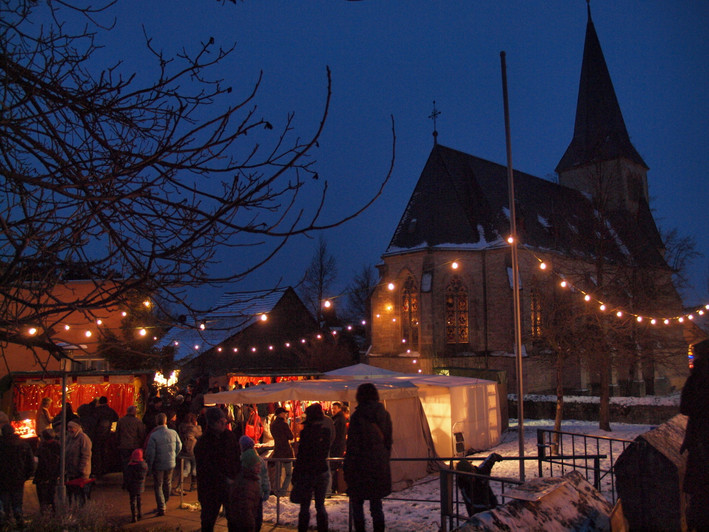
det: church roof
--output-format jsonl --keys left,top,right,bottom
{"left": 556, "top": 8, "right": 648, "bottom": 173}
{"left": 385, "top": 144, "right": 666, "bottom": 269}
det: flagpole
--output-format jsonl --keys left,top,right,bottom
{"left": 500, "top": 51, "right": 525, "bottom": 482}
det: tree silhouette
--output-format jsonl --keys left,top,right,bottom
{"left": 0, "top": 1, "right": 394, "bottom": 366}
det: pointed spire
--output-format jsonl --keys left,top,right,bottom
{"left": 556, "top": 4, "right": 647, "bottom": 173}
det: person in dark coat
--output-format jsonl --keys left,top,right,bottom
{"left": 143, "top": 396, "right": 164, "bottom": 435}
{"left": 0, "top": 423, "right": 35, "bottom": 527}
{"left": 194, "top": 406, "right": 241, "bottom": 532}
{"left": 291, "top": 403, "right": 332, "bottom": 532}
{"left": 33, "top": 428, "right": 61, "bottom": 514}
{"left": 329, "top": 402, "right": 348, "bottom": 494}
{"left": 270, "top": 406, "right": 294, "bottom": 496}
{"left": 77, "top": 397, "right": 99, "bottom": 442}
{"left": 117, "top": 405, "right": 146, "bottom": 489}
{"left": 681, "top": 339, "right": 709, "bottom": 531}
{"left": 344, "top": 383, "right": 393, "bottom": 532}
{"left": 93, "top": 396, "right": 119, "bottom": 477}
{"left": 51, "top": 402, "right": 79, "bottom": 433}
{"left": 125, "top": 447, "right": 148, "bottom": 522}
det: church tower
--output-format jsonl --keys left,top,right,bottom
{"left": 556, "top": 4, "right": 649, "bottom": 215}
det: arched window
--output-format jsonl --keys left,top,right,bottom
{"left": 531, "top": 288, "right": 542, "bottom": 338}
{"left": 402, "top": 276, "right": 419, "bottom": 347}
{"left": 445, "top": 277, "right": 468, "bottom": 344}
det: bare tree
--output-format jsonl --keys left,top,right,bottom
{"left": 344, "top": 263, "right": 377, "bottom": 324}
{"left": 0, "top": 1, "right": 394, "bottom": 366}
{"left": 660, "top": 227, "right": 701, "bottom": 293}
{"left": 299, "top": 236, "right": 338, "bottom": 324}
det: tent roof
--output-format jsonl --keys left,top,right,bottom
{"left": 204, "top": 378, "right": 419, "bottom": 404}
{"left": 324, "top": 363, "right": 404, "bottom": 379}
{"left": 204, "top": 365, "right": 496, "bottom": 405}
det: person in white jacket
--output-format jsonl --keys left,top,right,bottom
{"left": 145, "top": 412, "right": 181, "bottom": 516}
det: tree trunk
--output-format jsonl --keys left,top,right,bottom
{"left": 552, "top": 350, "right": 565, "bottom": 454}
{"left": 598, "top": 352, "right": 612, "bottom": 431}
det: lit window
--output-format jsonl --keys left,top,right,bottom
{"left": 401, "top": 276, "right": 419, "bottom": 348}
{"left": 531, "top": 289, "right": 542, "bottom": 338}
{"left": 445, "top": 277, "right": 468, "bottom": 344}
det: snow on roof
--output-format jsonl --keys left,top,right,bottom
{"left": 156, "top": 289, "right": 288, "bottom": 361}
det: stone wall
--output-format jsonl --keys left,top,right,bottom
{"left": 509, "top": 396, "right": 679, "bottom": 425}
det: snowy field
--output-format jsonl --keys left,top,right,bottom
{"left": 262, "top": 419, "right": 657, "bottom": 532}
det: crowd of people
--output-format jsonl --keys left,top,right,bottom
{"left": 0, "top": 379, "right": 395, "bottom": 531}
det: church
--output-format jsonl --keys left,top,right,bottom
{"left": 367, "top": 7, "right": 690, "bottom": 396}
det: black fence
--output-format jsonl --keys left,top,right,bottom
{"left": 536, "top": 428, "right": 634, "bottom": 504}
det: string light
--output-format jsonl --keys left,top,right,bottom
{"left": 531, "top": 254, "right": 708, "bottom": 325}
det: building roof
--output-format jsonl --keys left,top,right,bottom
{"left": 156, "top": 288, "right": 300, "bottom": 362}
{"left": 385, "top": 144, "right": 666, "bottom": 269}
{"left": 556, "top": 7, "right": 648, "bottom": 173}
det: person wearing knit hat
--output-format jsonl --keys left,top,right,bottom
{"left": 125, "top": 448, "right": 148, "bottom": 522}
{"left": 239, "top": 435, "right": 255, "bottom": 451}
{"left": 229, "top": 442, "right": 271, "bottom": 531}
{"left": 65, "top": 419, "right": 93, "bottom": 505}
{"left": 292, "top": 402, "right": 333, "bottom": 532}
{"left": 65, "top": 420, "right": 92, "bottom": 481}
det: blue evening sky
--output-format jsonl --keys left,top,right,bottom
{"left": 89, "top": 1, "right": 708, "bottom": 310}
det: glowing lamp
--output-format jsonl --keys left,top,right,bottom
{"left": 451, "top": 261, "right": 459, "bottom": 270}
{"left": 323, "top": 300, "right": 332, "bottom": 309}
{"left": 616, "top": 311, "right": 622, "bottom": 318}
{"left": 539, "top": 262, "right": 547, "bottom": 270}
{"left": 387, "top": 283, "right": 395, "bottom": 291}
{"left": 85, "top": 330, "right": 92, "bottom": 337}
{"left": 507, "top": 236, "right": 514, "bottom": 244}
{"left": 599, "top": 304, "right": 606, "bottom": 311}
{"left": 636, "top": 316, "right": 642, "bottom": 323}
{"left": 28, "top": 327, "right": 37, "bottom": 336}
{"left": 260, "top": 314, "right": 268, "bottom": 322}
{"left": 64, "top": 324, "right": 71, "bottom": 331}
{"left": 584, "top": 295, "right": 591, "bottom": 302}
{"left": 138, "top": 329, "right": 146, "bottom": 336}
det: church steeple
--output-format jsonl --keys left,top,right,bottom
{"left": 556, "top": 3, "right": 649, "bottom": 213}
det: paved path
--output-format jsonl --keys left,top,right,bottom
{"left": 22, "top": 471, "right": 297, "bottom": 531}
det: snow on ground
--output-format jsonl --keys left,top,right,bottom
{"left": 262, "top": 419, "right": 656, "bottom": 532}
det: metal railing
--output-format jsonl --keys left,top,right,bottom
{"left": 536, "top": 428, "right": 634, "bottom": 503}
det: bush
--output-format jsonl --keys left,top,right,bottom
{"left": 22, "top": 500, "right": 122, "bottom": 532}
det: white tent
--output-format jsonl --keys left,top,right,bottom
{"left": 204, "top": 378, "right": 436, "bottom": 491}
{"left": 324, "top": 366, "right": 502, "bottom": 457}
{"left": 203, "top": 365, "right": 502, "bottom": 488}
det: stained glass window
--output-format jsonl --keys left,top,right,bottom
{"left": 402, "top": 276, "right": 419, "bottom": 347}
{"left": 531, "top": 289, "right": 542, "bottom": 338}
{"left": 445, "top": 277, "right": 468, "bottom": 344}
